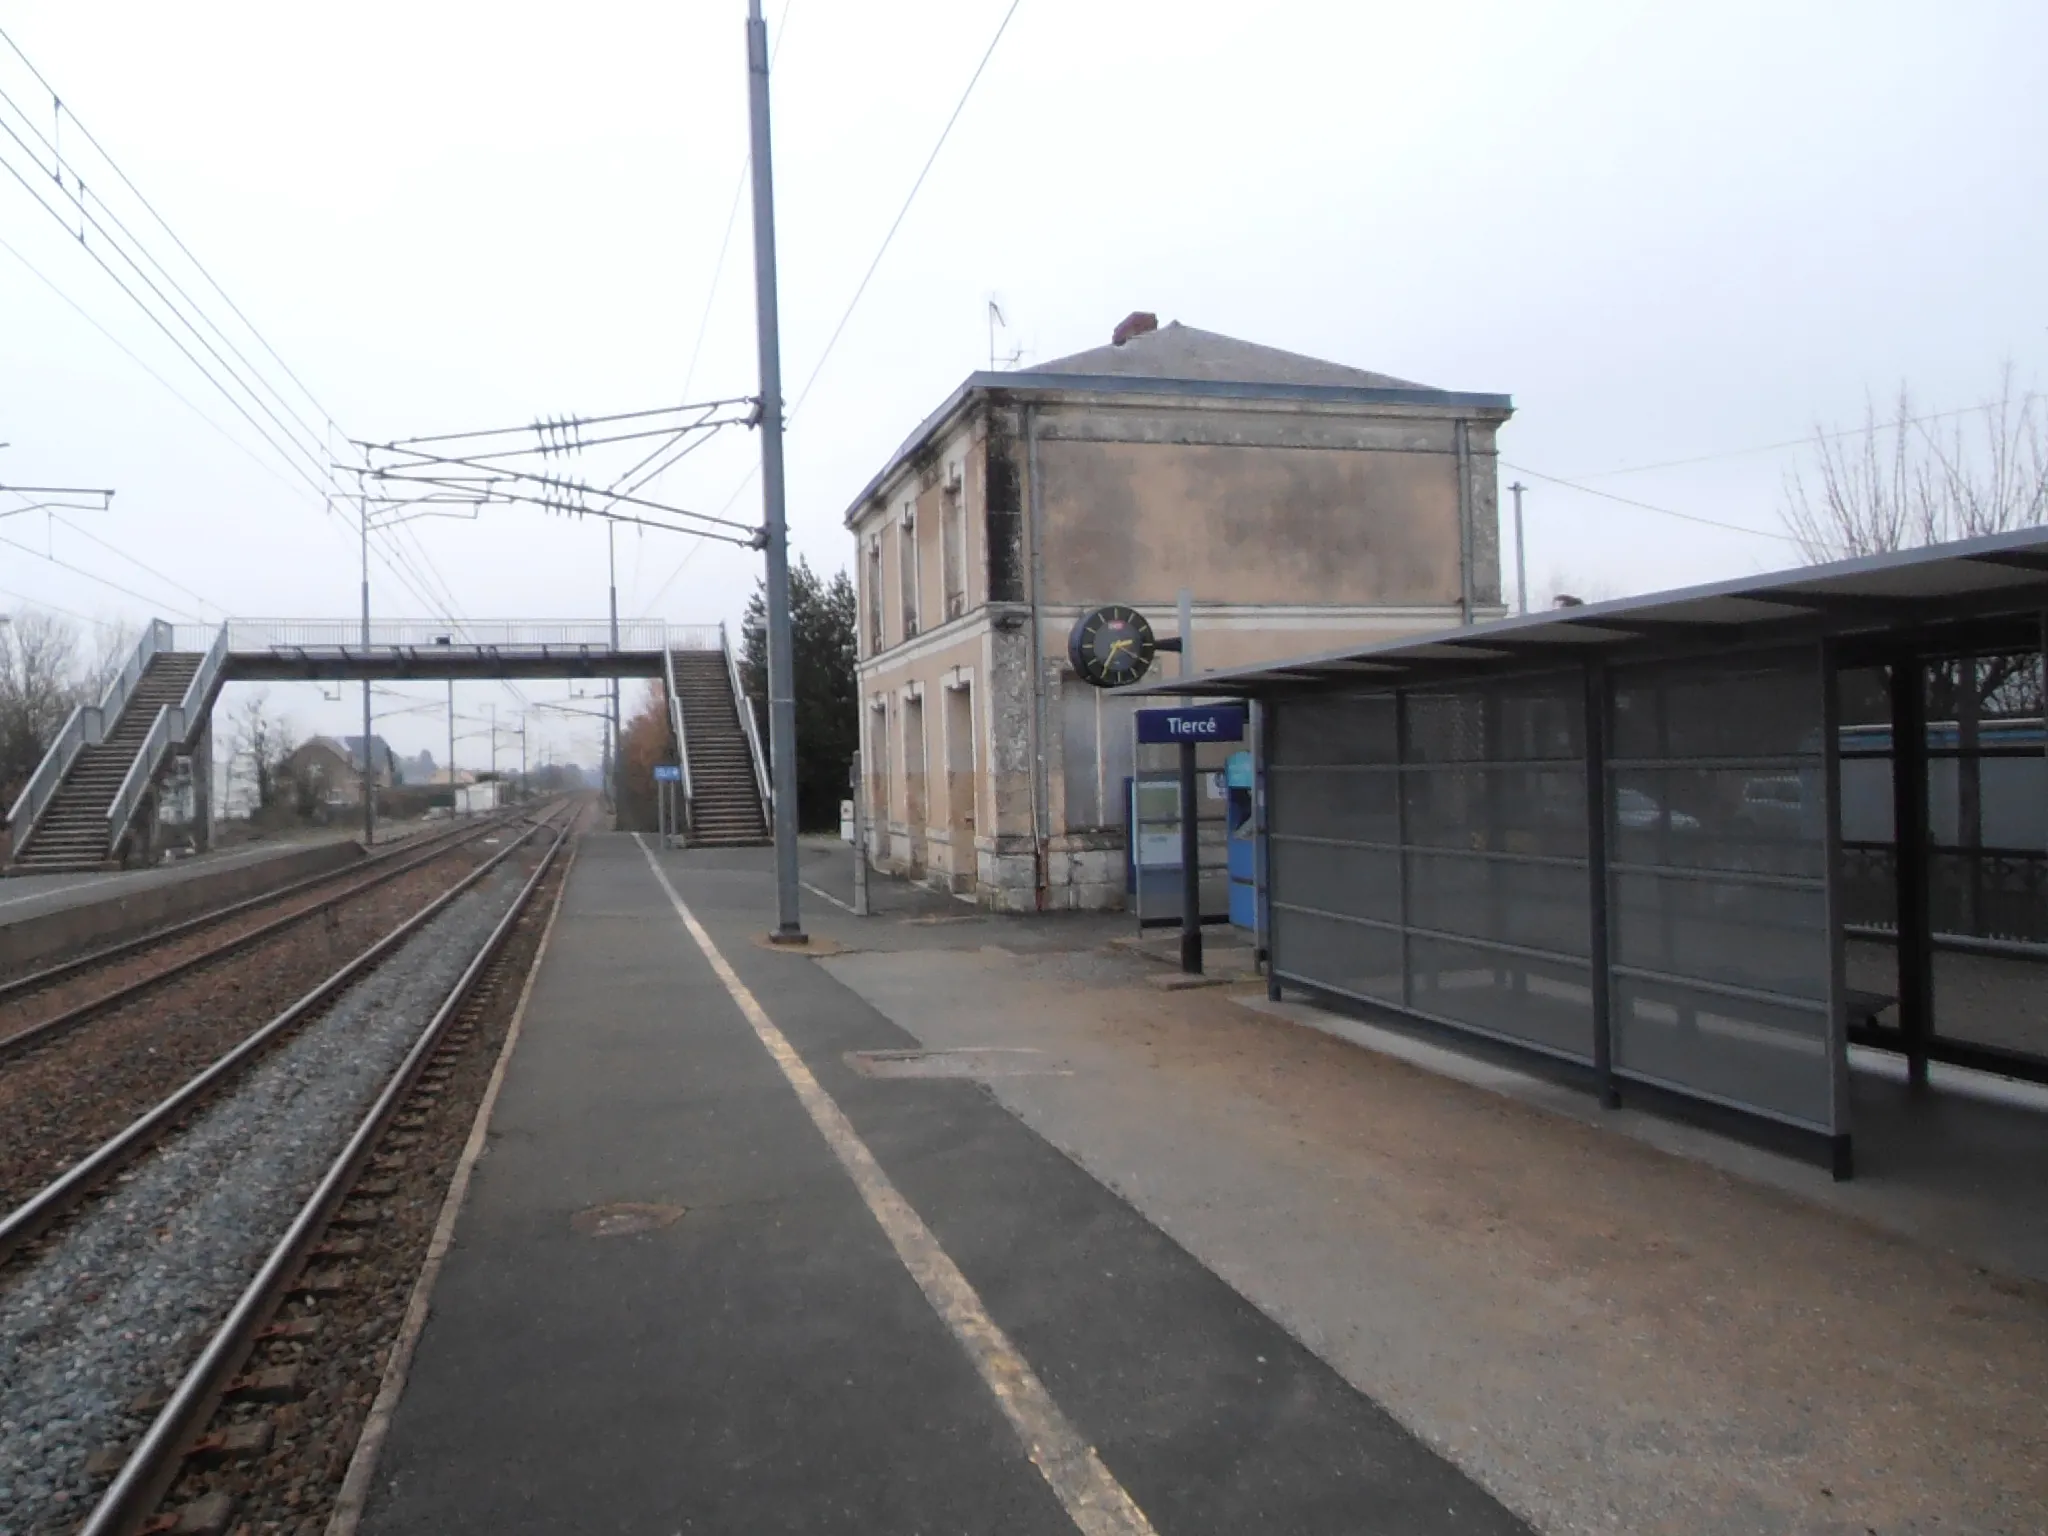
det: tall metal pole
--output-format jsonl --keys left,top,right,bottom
{"left": 447, "top": 678, "right": 457, "bottom": 815}
{"left": 489, "top": 702, "right": 498, "bottom": 782}
{"left": 1510, "top": 480, "right": 1529, "bottom": 615}
{"left": 1177, "top": 588, "right": 1201, "bottom": 975}
{"left": 608, "top": 522, "right": 622, "bottom": 827}
{"left": 748, "top": 0, "right": 804, "bottom": 941}
{"left": 359, "top": 492, "right": 375, "bottom": 846}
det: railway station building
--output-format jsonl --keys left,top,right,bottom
{"left": 1159, "top": 527, "right": 2048, "bottom": 1174}
{"left": 843, "top": 313, "right": 1513, "bottom": 910}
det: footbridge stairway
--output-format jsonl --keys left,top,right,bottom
{"left": 665, "top": 635, "right": 772, "bottom": 848}
{"left": 6, "top": 623, "right": 229, "bottom": 874}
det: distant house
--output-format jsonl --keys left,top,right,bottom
{"left": 289, "top": 735, "right": 397, "bottom": 808}
{"left": 340, "top": 736, "right": 401, "bottom": 786}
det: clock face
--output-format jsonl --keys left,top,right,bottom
{"left": 1068, "top": 605, "right": 1157, "bottom": 688}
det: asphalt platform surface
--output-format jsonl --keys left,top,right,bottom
{"left": 360, "top": 833, "right": 1527, "bottom": 1535}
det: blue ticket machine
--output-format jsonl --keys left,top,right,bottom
{"left": 1224, "top": 750, "right": 1256, "bottom": 931}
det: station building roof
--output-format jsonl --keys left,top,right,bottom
{"left": 1134, "top": 526, "right": 2048, "bottom": 698}
{"left": 841, "top": 320, "right": 1512, "bottom": 527}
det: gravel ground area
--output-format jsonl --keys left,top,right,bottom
{"left": 821, "top": 928, "right": 2048, "bottom": 1535}
{"left": 0, "top": 861, "right": 528, "bottom": 1535}
{"left": 0, "top": 842, "right": 503, "bottom": 1209}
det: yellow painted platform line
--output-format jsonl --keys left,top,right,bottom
{"left": 635, "top": 836, "right": 1156, "bottom": 1536}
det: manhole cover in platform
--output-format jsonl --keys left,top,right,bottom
{"left": 570, "top": 1202, "right": 685, "bottom": 1238}
{"left": 847, "top": 1047, "right": 1069, "bottom": 1080}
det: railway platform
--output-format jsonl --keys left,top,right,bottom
{"left": 0, "top": 829, "right": 391, "bottom": 971}
{"left": 355, "top": 832, "right": 1522, "bottom": 1535}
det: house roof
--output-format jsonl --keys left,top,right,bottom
{"left": 1028, "top": 322, "right": 1431, "bottom": 391}
{"left": 1127, "top": 525, "right": 2048, "bottom": 699}
{"left": 333, "top": 735, "right": 399, "bottom": 772}
{"left": 842, "top": 320, "right": 1512, "bottom": 527}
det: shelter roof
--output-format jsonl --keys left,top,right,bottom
{"left": 1129, "top": 527, "right": 2048, "bottom": 697}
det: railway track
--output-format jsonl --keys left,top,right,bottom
{"left": 0, "top": 803, "right": 579, "bottom": 1533}
{"left": 0, "top": 806, "right": 547, "bottom": 1065}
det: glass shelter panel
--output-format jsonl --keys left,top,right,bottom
{"left": 1607, "top": 647, "right": 1842, "bottom": 1132}
{"left": 1268, "top": 673, "right": 1596, "bottom": 1062}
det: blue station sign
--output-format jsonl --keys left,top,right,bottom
{"left": 1135, "top": 704, "right": 1247, "bottom": 745}
{"left": 653, "top": 764, "right": 683, "bottom": 782}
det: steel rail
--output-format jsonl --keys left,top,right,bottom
{"left": 0, "top": 811, "right": 515, "bottom": 1006}
{"left": 0, "top": 803, "right": 562, "bottom": 1068}
{"left": 76, "top": 809, "right": 571, "bottom": 1535}
{"left": 0, "top": 804, "right": 572, "bottom": 1264}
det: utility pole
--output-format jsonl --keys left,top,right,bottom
{"left": 447, "top": 678, "right": 457, "bottom": 813}
{"left": 748, "top": 0, "right": 804, "bottom": 942}
{"left": 1510, "top": 481, "right": 1528, "bottom": 615}
{"left": 488, "top": 702, "right": 498, "bottom": 782}
{"left": 359, "top": 489, "right": 376, "bottom": 846}
{"left": 608, "top": 521, "right": 621, "bottom": 827}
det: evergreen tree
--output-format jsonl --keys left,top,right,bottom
{"left": 741, "top": 558, "right": 858, "bottom": 831}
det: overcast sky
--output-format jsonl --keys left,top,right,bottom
{"left": 3, "top": 0, "right": 2045, "bottom": 763}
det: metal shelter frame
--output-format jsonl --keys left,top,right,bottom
{"left": 1137, "top": 527, "right": 2048, "bottom": 1178}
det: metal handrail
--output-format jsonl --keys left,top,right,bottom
{"left": 93, "top": 619, "right": 170, "bottom": 724}
{"left": 722, "top": 621, "right": 772, "bottom": 825}
{"left": 5, "top": 704, "right": 87, "bottom": 841}
{"left": 215, "top": 618, "right": 721, "bottom": 652}
{"left": 664, "top": 647, "right": 694, "bottom": 837}
{"left": 106, "top": 705, "right": 175, "bottom": 861}
{"left": 174, "top": 623, "right": 230, "bottom": 743}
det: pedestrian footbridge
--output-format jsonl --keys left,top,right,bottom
{"left": 3, "top": 620, "right": 770, "bottom": 873}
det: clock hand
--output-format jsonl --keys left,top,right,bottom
{"left": 1106, "top": 637, "right": 1135, "bottom": 662}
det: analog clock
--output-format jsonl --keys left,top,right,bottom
{"left": 1068, "top": 605, "right": 1157, "bottom": 688}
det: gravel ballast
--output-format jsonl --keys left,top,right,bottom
{"left": 0, "top": 862, "right": 527, "bottom": 1534}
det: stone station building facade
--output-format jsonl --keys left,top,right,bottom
{"left": 844, "top": 315, "right": 1513, "bottom": 910}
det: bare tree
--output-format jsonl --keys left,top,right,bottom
{"left": 0, "top": 611, "right": 87, "bottom": 810}
{"left": 228, "top": 691, "right": 296, "bottom": 814}
{"left": 1785, "top": 369, "right": 2048, "bottom": 933}
{"left": 85, "top": 618, "right": 142, "bottom": 700}
{"left": 1781, "top": 367, "right": 2048, "bottom": 561}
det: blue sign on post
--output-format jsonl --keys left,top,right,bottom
{"left": 1135, "top": 704, "right": 1247, "bottom": 745}
{"left": 653, "top": 764, "right": 682, "bottom": 782}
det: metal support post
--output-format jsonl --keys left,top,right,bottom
{"left": 1890, "top": 654, "right": 1934, "bottom": 1087}
{"left": 1177, "top": 588, "right": 1201, "bottom": 975}
{"left": 1584, "top": 660, "right": 1618, "bottom": 1107}
{"left": 1510, "top": 480, "right": 1528, "bottom": 615}
{"left": 447, "top": 678, "right": 456, "bottom": 814}
{"left": 748, "top": 0, "right": 804, "bottom": 941}
{"left": 851, "top": 753, "right": 870, "bottom": 917}
{"left": 609, "top": 522, "right": 621, "bottom": 829}
{"left": 359, "top": 492, "right": 375, "bottom": 847}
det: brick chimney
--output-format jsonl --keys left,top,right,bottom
{"left": 1111, "top": 311, "right": 1158, "bottom": 347}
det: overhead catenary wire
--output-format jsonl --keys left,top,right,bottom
{"left": 0, "top": 24, "right": 342, "bottom": 436}
{"left": 0, "top": 529, "right": 209, "bottom": 620}
{"left": 1500, "top": 461, "right": 1801, "bottom": 544}
{"left": 1563, "top": 395, "right": 2039, "bottom": 481}
{"left": 643, "top": 0, "right": 1022, "bottom": 613}
{"left": 47, "top": 511, "right": 228, "bottom": 615}
{"left": 787, "top": 0, "right": 1024, "bottom": 420}
{"left": 0, "top": 108, "right": 336, "bottom": 496}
